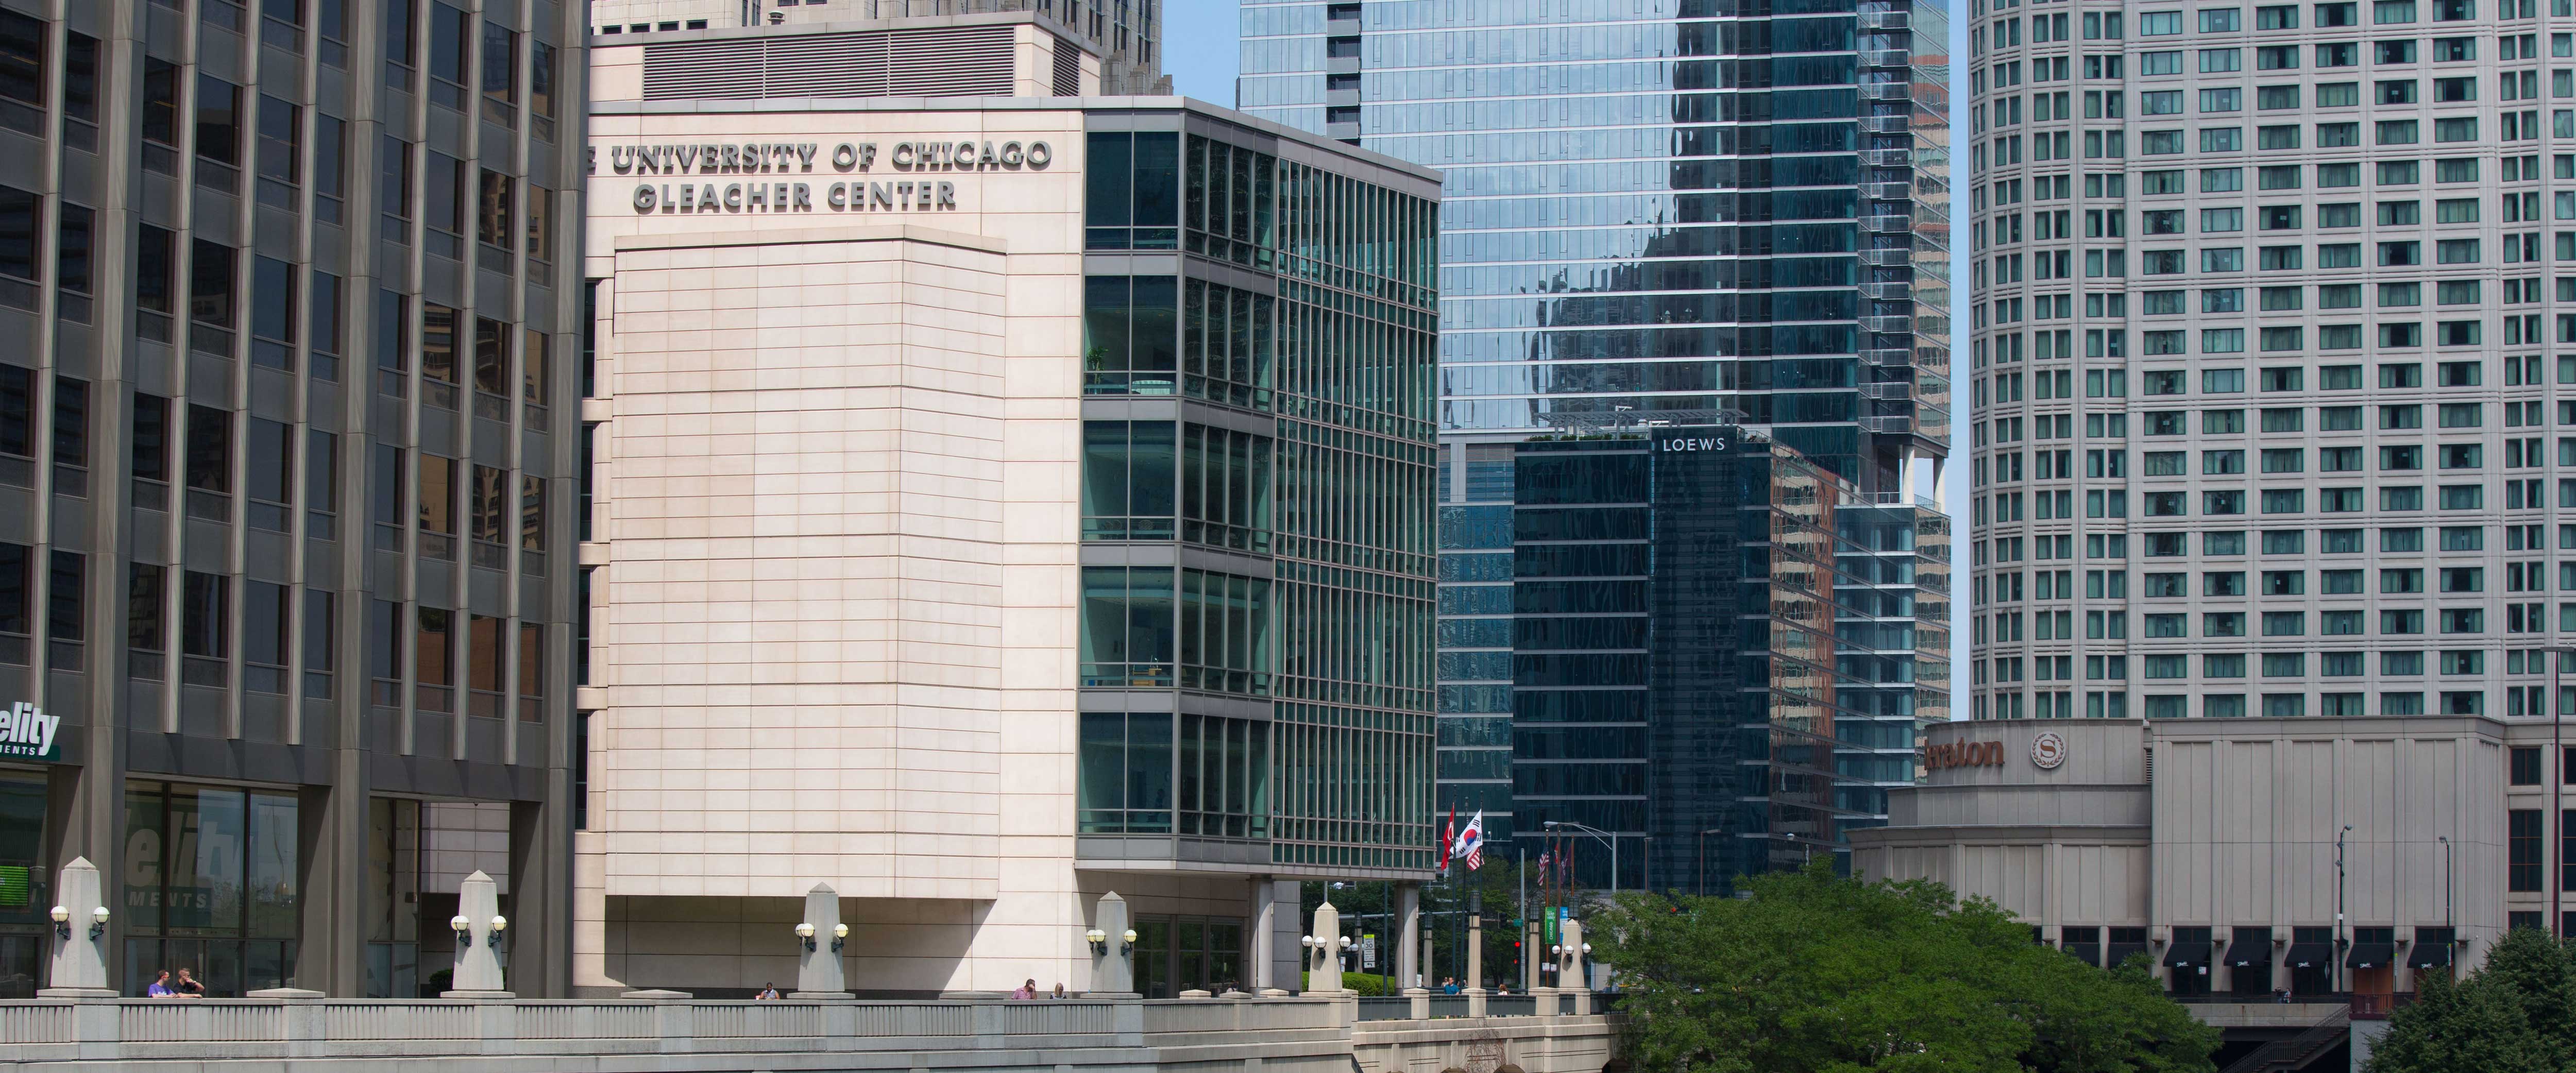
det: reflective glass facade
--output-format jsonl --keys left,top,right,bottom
{"left": 1243, "top": 0, "right": 1953, "bottom": 874}
{"left": 1503, "top": 431, "right": 1944, "bottom": 890}
{"left": 1074, "top": 111, "right": 1444, "bottom": 878}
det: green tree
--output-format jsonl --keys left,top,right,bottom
{"left": 2367, "top": 926, "right": 2576, "bottom": 1073}
{"left": 1592, "top": 861, "right": 2218, "bottom": 1073}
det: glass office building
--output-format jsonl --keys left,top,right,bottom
{"left": 0, "top": 0, "right": 587, "bottom": 997}
{"left": 1503, "top": 430, "right": 1944, "bottom": 891}
{"left": 1242, "top": 0, "right": 1953, "bottom": 876}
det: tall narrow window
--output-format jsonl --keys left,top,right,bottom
{"left": 135, "top": 226, "right": 175, "bottom": 339}
{"left": 62, "top": 31, "right": 98, "bottom": 148}
{"left": 426, "top": 3, "right": 470, "bottom": 109}
{"left": 182, "top": 570, "right": 231, "bottom": 661}
{"left": 254, "top": 95, "right": 300, "bottom": 209}
{"left": 517, "top": 622, "right": 544, "bottom": 716}
{"left": 302, "top": 589, "right": 334, "bottom": 697}
{"left": 519, "top": 473, "right": 546, "bottom": 554}
{"left": 53, "top": 376, "right": 87, "bottom": 498}
{"left": 141, "top": 59, "right": 181, "bottom": 153}
{"left": 423, "top": 152, "right": 463, "bottom": 258}
{"left": 374, "top": 289, "right": 410, "bottom": 397}
{"left": 476, "top": 170, "right": 512, "bottom": 253}
{"left": 56, "top": 202, "right": 93, "bottom": 316}
{"left": 133, "top": 392, "right": 172, "bottom": 492}
{"left": 242, "top": 579, "right": 288, "bottom": 694}
{"left": 471, "top": 458, "right": 505, "bottom": 542}
{"left": 0, "top": 184, "right": 39, "bottom": 302}
{"left": 0, "top": 542, "right": 29, "bottom": 662}
{"left": 0, "top": 10, "right": 45, "bottom": 137}
{"left": 186, "top": 404, "right": 232, "bottom": 493}
{"left": 313, "top": 114, "right": 346, "bottom": 222}
{"left": 524, "top": 185, "right": 552, "bottom": 265}
{"left": 245, "top": 417, "right": 294, "bottom": 532}
{"left": 382, "top": 0, "right": 416, "bottom": 71}
{"left": 522, "top": 327, "right": 550, "bottom": 416}
{"left": 371, "top": 444, "right": 404, "bottom": 545}
{"left": 473, "top": 316, "right": 509, "bottom": 397}
{"left": 307, "top": 429, "right": 339, "bottom": 538}
{"left": 0, "top": 365, "right": 32, "bottom": 468}
{"left": 421, "top": 301, "right": 457, "bottom": 394}
{"left": 467, "top": 612, "right": 501, "bottom": 716}
{"left": 480, "top": 21, "right": 517, "bottom": 127}
{"left": 250, "top": 255, "right": 297, "bottom": 369}
{"left": 418, "top": 453, "right": 456, "bottom": 557}
{"left": 129, "top": 563, "right": 167, "bottom": 663}
{"left": 47, "top": 550, "right": 83, "bottom": 648}
{"left": 196, "top": 75, "right": 243, "bottom": 169}
{"left": 379, "top": 135, "right": 412, "bottom": 231}
{"left": 309, "top": 269, "right": 343, "bottom": 379}
{"left": 529, "top": 39, "right": 558, "bottom": 141}
{"left": 367, "top": 598, "right": 400, "bottom": 704}
{"left": 416, "top": 606, "right": 452, "bottom": 710}
{"left": 190, "top": 239, "right": 237, "bottom": 329}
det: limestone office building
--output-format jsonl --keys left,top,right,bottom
{"left": 0, "top": 0, "right": 590, "bottom": 999}
{"left": 573, "top": 14, "right": 1444, "bottom": 996}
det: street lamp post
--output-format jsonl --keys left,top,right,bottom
{"left": 1544, "top": 821, "right": 1619, "bottom": 894}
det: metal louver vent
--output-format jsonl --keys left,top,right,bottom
{"left": 1052, "top": 34, "right": 1081, "bottom": 96}
{"left": 641, "top": 25, "right": 1015, "bottom": 101}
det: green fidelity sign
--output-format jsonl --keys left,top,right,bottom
{"left": 0, "top": 702, "right": 63, "bottom": 762}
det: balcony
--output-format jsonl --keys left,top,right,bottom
{"left": 1860, "top": 282, "right": 1911, "bottom": 301}
{"left": 1860, "top": 48, "right": 1910, "bottom": 67}
{"left": 1860, "top": 82, "right": 1911, "bottom": 100}
{"left": 1860, "top": 10, "right": 1910, "bottom": 28}
{"left": 1861, "top": 381, "right": 1912, "bottom": 400}
{"left": 1859, "top": 149, "right": 1911, "bottom": 166}
{"left": 1862, "top": 348, "right": 1914, "bottom": 367}
{"left": 1861, "top": 415, "right": 1915, "bottom": 434}
{"left": 1860, "top": 248, "right": 1913, "bottom": 266}
{"left": 1861, "top": 115, "right": 1910, "bottom": 134}
{"left": 1862, "top": 181, "right": 1912, "bottom": 201}
{"left": 1861, "top": 315, "right": 1913, "bottom": 333}
{"left": 1860, "top": 215, "right": 1911, "bottom": 233}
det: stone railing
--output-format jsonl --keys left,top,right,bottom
{"left": 0, "top": 994, "right": 1217, "bottom": 1065}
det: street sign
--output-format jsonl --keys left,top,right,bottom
{"left": 1362, "top": 933, "right": 1377, "bottom": 969}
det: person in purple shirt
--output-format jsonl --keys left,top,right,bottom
{"left": 145, "top": 971, "right": 174, "bottom": 997}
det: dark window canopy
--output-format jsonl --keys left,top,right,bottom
{"left": 2163, "top": 940, "right": 2215, "bottom": 968}
{"left": 2347, "top": 942, "right": 2397, "bottom": 968}
{"left": 2222, "top": 928, "right": 2273, "bottom": 967}
{"left": 2410, "top": 927, "right": 2458, "bottom": 968}
{"left": 2285, "top": 941, "right": 2335, "bottom": 968}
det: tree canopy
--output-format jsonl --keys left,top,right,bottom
{"left": 1590, "top": 863, "right": 2219, "bottom": 1073}
{"left": 2366, "top": 926, "right": 2576, "bottom": 1073}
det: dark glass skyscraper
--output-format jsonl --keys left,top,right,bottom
{"left": 1242, "top": 0, "right": 1952, "bottom": 881}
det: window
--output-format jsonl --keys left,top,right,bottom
{"left": 480, "top": 20, "right": 517, "bottom": 127}
{"left": 191, "top": 240, "right": 236, "bottom": 328}
{"left": 196, "top": 76, "right": 242, "bottom": 167}
{"left": 182, "top": 571, "right": 229, "bottom": 659}
{"left": 476, "top": 170, "right": 512, "bottom": 250}
{"left": 427, "top": 2, "right": 471, "bottom": 105}
{"left": 2514, "top": 809, "right": 2544, "bottom": 891}
{"left": 185, "top": 405, "right": 230, "bottom": 493}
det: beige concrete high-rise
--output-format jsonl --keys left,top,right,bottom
{"left": 581, "top": 0, "right": 1171, "bottom": 94}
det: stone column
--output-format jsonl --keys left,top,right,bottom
{"left": 1308, "top": 901, "right": 1343, "bottom": 993}
{"left": 1251, "top": 879, "right": 1281, "bottom": 993}
{"left": 1462, "top": 909, "right": 1488, "bottom": 1018}
{"left": 789, "top": 883, "right": 852, "bottom": 998}
{"left": 1562, "top": 918, "right": 1589, "bottom": 1015}
{"left": 443, "top": 870, "right": 512, "bottom": 998}
{"left": 38, "top": 858, "right": 112, "bottom": 997}
{"left": 1090, "top": 891, "right": 1138, "bottom": 997}
{"left": 1394, "top": 883, "right": 1421, "bottom": 989}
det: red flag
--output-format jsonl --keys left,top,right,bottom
{"left": 1437, "top": 805, "right": 1457, "bottom": 872}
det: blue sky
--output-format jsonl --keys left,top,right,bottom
{"left": 1164, "top": 2, "right": 1242, "bottom": 105}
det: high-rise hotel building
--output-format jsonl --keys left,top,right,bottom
{"left": 1240, "top": 1, "right": 1954, "bottom": 883}
{"left": 1967, "top": 0, "right": 2576, "bottom": 721}
{"left": 0, "top": 0, "right": 589, "bottom": 998}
